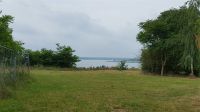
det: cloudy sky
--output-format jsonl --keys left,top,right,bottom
{"left": 1, "top": 0, "right": 187, "bottom": 58}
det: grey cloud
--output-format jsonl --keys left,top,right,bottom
{"left": 1, "top": 0, "right": 188, "bottom": 57}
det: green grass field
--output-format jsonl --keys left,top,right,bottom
{"left": 0, "top": 70, "right": 200, "bottom": 112}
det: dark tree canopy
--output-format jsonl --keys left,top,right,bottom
{"left": 0, "top": 12, "right": 23, "bottom": 51}
{"left": 137, "top": 0, "right": 200, "bottom": 76}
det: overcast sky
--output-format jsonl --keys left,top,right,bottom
{"left": 1, "top": 0, "right": 188, "bottom": 58}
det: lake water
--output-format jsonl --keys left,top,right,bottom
{"left": 76, "top": 59, "right": 141, "bottom": 68}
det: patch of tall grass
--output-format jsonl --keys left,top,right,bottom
{"left": 0, "top": 67, "right": 30, "bottom": 99}
{"left": 0, "top": 46, "right": 30, "bottom": 99}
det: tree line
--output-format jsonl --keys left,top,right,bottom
{"left": 137, "top": 0, "right": 200, "bottom": 76}
{"left": 27, "top": 44, "right": 80, "bottom": 68}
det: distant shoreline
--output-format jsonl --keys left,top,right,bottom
{"left": 80, "top": 57, "right": 140, "bottom": 62}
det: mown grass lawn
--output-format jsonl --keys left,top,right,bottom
{"left": 0, "top": 70, "right": 200, "bottom": 112}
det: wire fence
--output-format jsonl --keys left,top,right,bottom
{"left": 0, "top": 45, "right": 30, "bottom": 98}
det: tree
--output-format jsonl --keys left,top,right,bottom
{"left": 55, "top": 43, "right": 79, "bottom": 68}
{"left": 40, "top": 48, "right": 54, "bottom": 66}
{"left": 137, "top": 0, "right": 200, "bottom": 76}
{"left": 117, "top": 61, "right": 128, "bottom": 71}
{"left": 137, "top": 16, "right": 176, "bottom": 75}
{"left": 0, "top": 12, "right": 23, "bottom": 51}
{"left": 27, "top": 50, "right": 42, "bottom": 66}
{"left": 179, "top": 0, "right": 200, "bottom": 76}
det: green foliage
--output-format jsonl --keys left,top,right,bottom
{"left": 137, "top": 0, "right": 200, "bottom": 76}
{"left": 55, "top": 43, "right": 79, "bottom": 68}
{"left": 28, "top": 44, "right": 80, "bottom": 68}
{"left": 117, "top": 61, "right": 128, "bottom": 71}
{"left": 28, "top": 50, "right": 42, "bottom": 66}
{"left": 179, "top": 1, "right": 200, "bottom": 76}
{"left": 0, "top": 12, "right": 24, "bottom": 51}
{"left": 40, "top": 48, "right": 54, "bottom": 66}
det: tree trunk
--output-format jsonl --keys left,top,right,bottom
{"left": 161, "top": 57, "right": 167, "bottom": 76}
{"left": 190, "top": 57, "right": 194, "bottom": 77}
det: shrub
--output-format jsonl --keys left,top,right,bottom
{"left": 117, "top": 61, "right": 128, "bottom": 71}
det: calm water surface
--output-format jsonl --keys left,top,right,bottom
{"left": 77, "top": 59, "right": 141, "bottom": 68}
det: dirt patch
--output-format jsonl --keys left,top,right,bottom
{"left": 112, "top": 105, "right": 127, "bottom": 112}
{"left": 112, "top": 109, "right": 127, "bottom": 112}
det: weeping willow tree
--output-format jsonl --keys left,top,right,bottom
{"left": 180, "top": 0, "right": 200, "bottom": 76}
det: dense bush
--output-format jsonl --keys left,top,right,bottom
{"left": 28, "top": 44, "right": 80, "bottom": 68}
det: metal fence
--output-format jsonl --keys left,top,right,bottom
{"left": 0, "top": 45, "right": 30, "bottom": 98}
